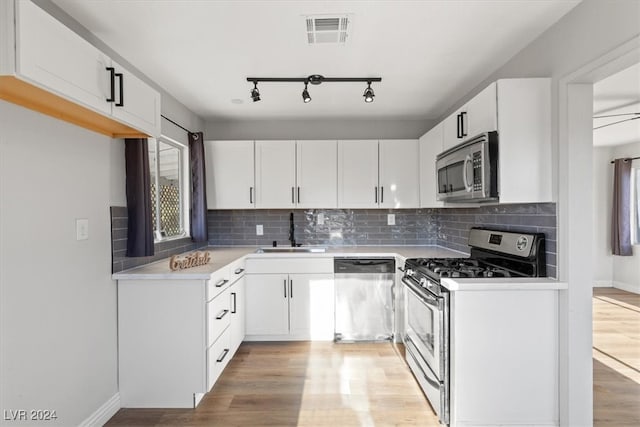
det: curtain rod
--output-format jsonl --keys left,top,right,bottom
{"left": 610, "top": 156, "right": 640, "bottom": 164}
{"left": 161, "top": 114, "right": 194, "bottom": 134}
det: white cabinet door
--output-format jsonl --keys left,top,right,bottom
{"left": 245, "top": 274, "right": 289, "bottom": 335}
{"left": 337, "top": 140, "right": 379, "bottom": 208}
{"left": 205, "top": 140, "right": 255, "bottom": 209}
{"left": 288, "top": 273, "right": 335, "bottom": 340}
{"left": 229, "top": 276, "right": 245, "bottom": 355}
{"left": 379, "top": 139, "right": 419, "bottom": 208}
{"left": 442, "top": 110, "right": 463, "bottom": 151}
{"left": 255, "top": 140, "right": 296, "bottom": 208}
{"left": 110, "top": 60, "right": 161, "bottom": 137}
{"left": 419, "top": 125, "right": 445, "bottom": 208}
{"left": 296, "top": 140, "right": 337, "bottom": 208}
{"left": 463, "top": 82, "right": 497, "bottom": 138}
{"left": 16, "top": 0, "right": 111, "bottom": 115}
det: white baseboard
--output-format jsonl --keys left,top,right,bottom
{"left": 593, "top": 280, "right": 613, "bottom": 288}
{"left": 613, "top": 281, "right": 640, "bottom": 295}
{"left": 79, "top": 393, "right": 120, "bottom": 427}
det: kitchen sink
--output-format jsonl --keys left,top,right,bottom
{"left": 256, "top": 246, "right": 327, "bottom": 253}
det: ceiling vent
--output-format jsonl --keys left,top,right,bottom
{"left": 305, "top": 15, "right": 350, "bottom": 45}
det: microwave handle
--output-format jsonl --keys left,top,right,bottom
{"left": 463, "top": 154, "right": 473, "bottom": 192}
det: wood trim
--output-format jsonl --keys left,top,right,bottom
{"left": 0, "top": 75, "right": 149, "bottom": 138}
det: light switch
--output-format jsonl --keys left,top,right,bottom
{"left": 256, "top": 224, "right": 263, "bottom": 236}
{"left": 387, "top": 214, "right": 395, "bottom": 226}
{"left": 317, "top": 213, "right": 325, "bottom": 225}
{"left": 76, "top": 218, "right": 89, "bottom": 240}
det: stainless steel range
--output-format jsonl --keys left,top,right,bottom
{"left": 401, "top": 227, "right": 546, "bottom": 425}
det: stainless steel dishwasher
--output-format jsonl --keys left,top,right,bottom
{"left": 334, "top": 258, "right": 395, "bottom": 342}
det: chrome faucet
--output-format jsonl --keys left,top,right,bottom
{"left": 288, "top": 212, "right": 296, "bottom": 247}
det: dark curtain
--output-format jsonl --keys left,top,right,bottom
{"left": 125, "top": 138, "right": 154, "bottom": 257}
{"left": 611, "top": 158, "right": 632, "bottom": 256}
{"left": 189, "top": 132, "right": 208, "bottom": 242}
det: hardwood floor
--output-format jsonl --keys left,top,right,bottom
{"left": 106, "top": 342, "right": 440, "bottom": 426}
{"left": 593, "top": 287, "right": 640, "bottom": 426}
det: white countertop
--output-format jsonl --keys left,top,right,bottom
{"left": 441, "top": 277, "right": 567, "bottom": 291}
{"left": 112, "top": 245, "right": 465, "bottom": 280}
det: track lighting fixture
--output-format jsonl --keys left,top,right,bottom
{"left": 302, "top": 82, "right": 312, "bottom": 103}
{"left": 246, "top": 75, "right": 381, "bottom": 103}
{"left": 363, "top": 82, "right": 375, "bottom": 103}
{"left": 250, "top": 81, "right": 260, "bottom": 102}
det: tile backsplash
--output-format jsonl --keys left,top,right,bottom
{"left": 110, "top": 203, "right": 557, "bottom": 277}
{"left": 207, "top": 203, "right": 557, "bottom": 277}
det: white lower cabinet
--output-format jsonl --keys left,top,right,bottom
{"left": 117, "top": 259, "right": 245, "bottom": 408}
{"left": 245, "top": 257, "right": 335, "bottom": 340}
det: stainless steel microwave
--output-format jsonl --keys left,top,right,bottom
{"left": 436, "top": 131, "right": 498, "bottom": 202}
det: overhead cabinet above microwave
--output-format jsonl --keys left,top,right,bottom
{"left": 0, "top": 0, "right": 161, "bottom": 138}
{"left": 424, "top": 78, "right": 552, "bottom": 205}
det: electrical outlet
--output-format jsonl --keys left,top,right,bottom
{"left": 387, "top": 214, "right": 395, "bottom": 226}
{"left": 317, "top": 213, "right": 325, "bottom": 225}
{"left": 256, "top": 224, "right": 263, "bottom": 236}
{"left": 76, "top": 218, "right": 89, "bottom": 240}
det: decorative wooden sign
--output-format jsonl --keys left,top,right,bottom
{"left": 169, "top": 251, "right": 211, "bottom": 271}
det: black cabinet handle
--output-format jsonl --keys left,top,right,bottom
{"left": 216, "top": 309, "right": 229, "bottom": 320}
{"left": 106, "top": 67, "right": 115, "bottom": 102}
{"left": 115, "top": 73, "right": 124, "bottom": 107}
{"left": 460, "top": 111, "right": 467, "bottom": 137}
{"left": 375, "top": 187, "right": 378, "bottom": 203}
{"left": 234, "top": 268, "right": 244, "bottom": 275}
{"left": 216, "top": 348, "right": 229, "bottom": 363}
{"left": 297, "top": 187, "right": 300, "bottom": 204}
{"left": 381, "top": 186, "right": 384, "bottom": 203}
{"left": 249, "top": 187, "right": 253, "bottom": 204}
{"left": 291, "top": 187, "right": 295, "bottom": 204}
{"left": 284, "top": 279, "right": 287, "bottom": 298}
{"left": 290, "top": 279, "right": 293, "bottom": 298}
{"left": 215, "top": 279, "right": 228, "bottom": 288}
{"left": 456, "top": 113, "right": 462, "bottom": 138}
{"left": 231, "top": 293, "right": 237, "bottom": 314}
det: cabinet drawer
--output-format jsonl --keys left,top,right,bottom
{"left": 246, "top": 257, "right": 333, "bottom": 274}
{"left": 207, "top": 288, "right": 231, "bottom": 346}
{"left": 207, "top": 267, "right": 230, "bottom": 301}
{"left": 206, "top": 327, "right": 231, "bottom": 391}
{"left": 228, "top": 258, "right": 246, "bottom": 282}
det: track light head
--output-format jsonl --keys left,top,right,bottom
{"left": 302, "top": 82, "right": 312, "bottom": 103}
{"left": 363, "top": 82, "right": 375, "bottom": 103}
{"left": 250, "top": 81, "right": 261, "bottom": 102}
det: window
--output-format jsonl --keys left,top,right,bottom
{"left": 633, "top": 161, "right": 640, "bottom": 245}
{"left": 148, "top": 137, "right": 189, "bottom": 241}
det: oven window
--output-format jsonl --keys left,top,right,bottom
{"left": 407, "top": 292, "right": 435, "bottom": 355}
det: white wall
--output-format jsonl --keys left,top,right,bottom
{"left": 0, "top": 101, "right": 118, "bottom": 425}
{"left": 593, "top": 146, "right": 614, "bottom": 286}
{"left": 612, "top": 142, "right": 640, "bottom": 293}
{"left": 205, "top": 118, "right": 434, "bottom": 140}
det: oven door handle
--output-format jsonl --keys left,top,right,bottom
{"left": 402, "top": 277, "right": 442, "bottom": 309}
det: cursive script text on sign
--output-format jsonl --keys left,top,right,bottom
{"left": 169, "top": 251, "right": 211, "bottom": 271}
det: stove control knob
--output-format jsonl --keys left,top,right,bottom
{"left": 405, "top": 269, "right": 414, "bottom": 277}
{"left": 419, "top": 278, "right": 428, "bottom": 287}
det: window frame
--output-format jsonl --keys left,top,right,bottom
{"left": 149, "top": 135, "right": 190, "bottom": 243}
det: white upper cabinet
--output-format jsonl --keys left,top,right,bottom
{"left": 338, "top": 139, "right": 419, "bottom": 208}
{"left": 338, "top": 140, "right": 380, "bottom": 208}
{"left": 379, "top": 140, "right": 419, "bottom": 209}
{"left": 255, "top": 140, "right": 297, "bottom": 208}
{"left": 296, "top": 140, "right": 338, "bottom": 208}
{"left": 1, "top": 0, "right": 161, "bottom": 137}
{"left": 110, "top": 60, "right": 161, "bottom": 137}
{"left": 419, "top": 124, "right": 445, "bottom": 208}
{"left": 435, "top": 78, "right": 552, "bottom": 204}
{"left": 16, "top": 0, "right": 111, "bottom": 116}
{"left": 205, "top": 140, "right": 255, "bottom": 209}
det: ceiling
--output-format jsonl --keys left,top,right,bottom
{"left": 593, "top": 62, "right": 640, "bottom": 147}
{"left": 51, "top": 0, "right": 581, "bottom": 122}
